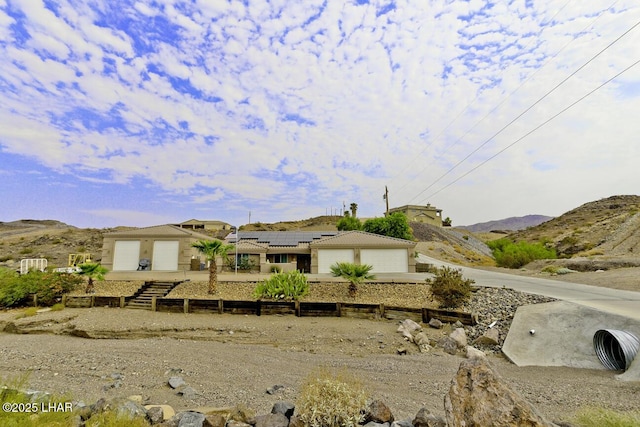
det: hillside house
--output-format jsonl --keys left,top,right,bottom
{"left": 389, "top": 204, "right": 443, "bottom": 226}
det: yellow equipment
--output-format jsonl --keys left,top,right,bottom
{"left": 69, "top": 253, "right": 92, "bottom": 267}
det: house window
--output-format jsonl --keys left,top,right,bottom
{"left": 236, "top": 254, "right": 249, "bottom": 263}
{"left": 270, "top": 254, "right": 288, "bottom": 263}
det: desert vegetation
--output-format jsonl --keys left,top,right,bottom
{"left": 425, "top": 266, "right": 474, "bottom": 308}
{"left": 487, "top": 238, "right": 557, "bottom": 269}
{"left": 329, "top": 262, "right": 375, "bottom": 297}
{"left": 0, "top": 267, "right": 82, "bottom": 308}
{"left": 253, "top": 270, "right": 310, "bottom": 300}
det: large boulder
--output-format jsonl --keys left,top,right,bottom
{"left": 444, "top": 358, "right": 557, "bottom": 427}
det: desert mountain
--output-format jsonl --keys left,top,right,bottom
{"left": 459, "top": 215, "right": 553, "bottom": 233}
{"left": 508, "top": 195, "right": 640, "bottom": 258}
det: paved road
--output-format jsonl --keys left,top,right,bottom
{"left": 413, "top": 255, "right": 640, "bottom": 321}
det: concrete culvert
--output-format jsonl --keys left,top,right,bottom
{"left": 593, "top": 329, "right": 640, "bottom": 371}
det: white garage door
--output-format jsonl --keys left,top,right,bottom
{"left": 361, "top": 249, "right": 408, "bottom": 273}
{"left": 317, "top": 249, "right": 354, "bottom": 273}
{"left": 152, "top": 241, "right": 180, "bottom": 271}
{"left": 113, "top": 240, "right": 141, "bottom": 271}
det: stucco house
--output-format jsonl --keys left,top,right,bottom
{"left": 388, "top": 204, "right": 443, "bottom": 226}
{"left": 102, "top": 227, "right": 417, "bottom": 274}
{"left": 229, "top": 230, "right": 417, "bottom": 274}
{"left": 101, "top": 225, "right": 212, "bottom": 271}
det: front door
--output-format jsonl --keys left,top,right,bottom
{"left": 296, "top": 255, "right": 311, "bottom": 273}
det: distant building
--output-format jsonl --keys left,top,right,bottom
{"left": 389, "top": 204, "right": 443, "bottom": 227}
{"left": 175, "top": 219, "right": 232, "bottom": 231}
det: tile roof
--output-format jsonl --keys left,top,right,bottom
{"left": 236, "top": 231, "right": 339, "bottom": 247}
{"left": 310, "top": 231, "right": 416, "bottom": 247}
{"left": 103, "top": 224, "right": 212, "bottom": 240}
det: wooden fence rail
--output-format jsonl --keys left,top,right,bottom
{"left": 62, "top": 295, "right": 476, "bottom": 325}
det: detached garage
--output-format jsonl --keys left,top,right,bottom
{"left": 101, "top": 225, "right": 212, "bottom": 272}
{"left": 310, "top": 231, "right": 416, "bottom": 274}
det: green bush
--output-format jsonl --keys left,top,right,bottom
{"left": 329, "top": 262, "right": 375, "bottom": 298}
{"left": 336, "top": 216, "right": 363, "bottom": 231}
{"left": 0, "top": 269, "right": 82, "bottom": 308}
{"left": 253, "top": 270, "right": 309, "bottom": 300}
{"left": 297, "top": 368, "right": 368, "bottom": 427}
{"left": 426, "top": 266, "right": 474, "bottom": 308}
{"left": 488, "top": 238, "right": 556, "bottom": 269}
{"left": 363, "top": 212, "right": 414, "bottom": 240}
{"left": 571, "top": 406, "right": 640, "bottom": 427}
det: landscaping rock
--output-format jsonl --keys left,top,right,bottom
{"left": 266, "top": 384, "right": 285, "bottom": 394}
{"left": 412, "top": 407, "right": 446, "bottom": 427}
{"left": 439, "top": 336, "right": 458, "bottom": 355}
{"left": 397, "top": 319, "right": 422, "bottom": 341}
{"left": 428, "top": 318, "right": 443, "bottom": 329}
{"left": 226, "top": 421, "right": 252, "bottom": 427}
{"left": 271, "top": 401, "right": 295, "bottom": 419}
{"left": 363, "top": 422, "right": 389, "bottom": 427}
{"left": 473, "top": 327, "right": 499, "bottom": 346}
{"left": 465, "top": 345, "right": 486, "bottom": 360}
{"left": 205, "top": 413, "right": 227, "bottom": 427}
{"left": 391, "top": 419, "right": 413, "bottom": 427}
{"left": 364, "top": 399, "right": 394, "bottom": 424}
{"left": 449, "top": 328, "right": 467, "bottom": 348}
{"left": 288, "top": 415, "right": 304, "bottom": 427}
{"left": 177, "top": 386, "right": 199, "bottom": 400}
{"left": 168, "top": 376, "right": 186, "bottom": 389}
{"left": 173, "top": 411, "right": 206, "bottom": 427}
{"left": 445, "top": 358, "right": 557, "bottom": 427}
{"left": 145, "top": 404, "right": 175, "bottom": 421}
{"left": 254, "top": 413, "right": 289, "bottom": 427}
{"left": 413, "top": 331, "right": 431, "bottom": 352}
{"left": 147, "top": 406, "right": 165, "bottom": 424}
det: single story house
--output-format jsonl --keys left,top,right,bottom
{"left": 389, "top": 204, "right": 443, "bottom": 226}
{"left": 101, "top": 227, "right": 417, "bottom": 274}
{"left": 101, "top": 225, "right": 213, "bottom": 271}
{"left": 229, "top": 230, "right": 417, "bottom": 274}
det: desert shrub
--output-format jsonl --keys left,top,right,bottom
{"left": 253, "top": 270, "right": 309, "bottom": 300}
{"left": 226, "top": 256, "right": 255, "bottom": 271}
{"left": 297, "top": 368, "right": 368, "bottom": 427}
{"left": 0, "top": 373, "right": 75, "bottom": 426}
{"left": 571, "top": 406, "right": 640, "bottom": 427}
{"left": 488, "top": 238, "right": 556, "bottom": 269}
{"left": 51, "top": 303, "right": 65, "bottom": 311}
{"left": 19, "top": 247, "right": 33, "bottom": 255}
{"left": 0, "top": 270, "right": 82, "bottom": 308}
{"left": 426, "top": 266, "right": 474, "bottom": 308}
{"left": 363, "top": 212, "right": 414, "bottom": 240}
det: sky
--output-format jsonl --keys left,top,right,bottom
{"left": 1, "top": 0, "right": 639, "bottom": 229}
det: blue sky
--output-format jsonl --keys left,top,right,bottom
{"left": 1, "top": 0, "right": 639, "bottom": 228}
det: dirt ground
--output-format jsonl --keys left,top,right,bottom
{"left": 1, "top": 305, "right": 639, "bottom": 424}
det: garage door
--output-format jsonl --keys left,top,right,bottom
{"left": 152, "top": 241, "right": 180, "bottom": 271}
{"left": 317, "top": 249, "right": 354, "bottom": 273}
{"left": 361, "top": 249, "right": 408, "bottom": 273}
{"left": 113, "top": 240, "right": 141, "bottom": 271}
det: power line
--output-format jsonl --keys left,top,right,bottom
{"left": 407, "top": 16, "right": 640, "bottom": 204}
{"left": 394, "top": 0, "right": 576, "bottom": 194}
{"left": 420, "top": 57, "right": 640, "bottom": 200}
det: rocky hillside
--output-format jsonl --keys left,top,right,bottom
{"left": 239, "top": 215, "right": 340, "bottom": 231}
{"left": 459, "top": 215, "right": 553, "bottom": 233}
{"left": 507, "top": 195, "right": 640, "bottom": 259}
{"left": 0, "top": 220, "right": 109, "bottom": 270}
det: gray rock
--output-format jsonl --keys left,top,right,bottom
{"left": 266, "top": 384, "right": 285, "bottom": 394}
{"left": 439, "top": 336, "right": 458, "bottom": 355}
{"left": 413, "top": 407, "right": 446, "bottom": 427}
{"left": 413, "top": 331, "right": 431, "bottom": 353}
{"left": 177, "top": 386, "right": 198, "bottom": 400}
{"left": 453, "top": 320, "right": 464, "bottom": 328}
{"left": 363, "top": 422, "right": 389, "bottom": 427}
{"left": 397, "top": 319, "right": 422, "bottom": 341}
{"left": 271, "top": 401, "right": 295, "bottom": 419}
{"left": 449, "top": 328, "right": 467, "bottom": 348}
{"left": 254, "top": 413, "right": 289, "bottom": 427}
{"left": 466, "top": 345, "right": 486, "bottom": 360}
{"left": 168, "top": 376, "right": 186, "bottom": 389}
{"left": 364, "top": 399, "right": 394, "bottom": 424}
{"left": 147, "top": 406, "right": 164, "bottom": 425}
{"left": 176, "top": 411, "right": 206, "bottom": 427}
{"left": 473, "top": 328, "right": 500, "bottom": 346}
{"left": 428, "top": 318, "right": 443, "bottom": 329}
{"left": 391, "top": 419, "right": 413, "bottom": 427}
{"left": 227, "top": 421, "right": 252, "bottom": 427}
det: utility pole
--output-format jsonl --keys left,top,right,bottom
{"left": 383, "top": 186, "right": 389, "bottom": 216}
{"left": 248, "top": 211, "right": 251, "bottom": 224}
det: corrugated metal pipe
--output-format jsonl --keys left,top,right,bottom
{"left": 593, "top": 329, "right": 640, "bottom": 371}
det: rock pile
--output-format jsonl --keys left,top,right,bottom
{"left": 27, "top": 356, "right": 556, "bottom": 426}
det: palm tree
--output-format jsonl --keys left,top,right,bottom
{"left": 330, "top": 262, "right": 375, "bottom": 298}
{"left": 78, "top": 262, "right": 108, "bottom": 293}
{"left": 192, "top": 239, "right": 234, "bottom": 294}
{"left": 350, "top": 202, "right": 358, "bottom": 218}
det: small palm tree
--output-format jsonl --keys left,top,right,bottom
{"left": 192, "top": 239, "right": 234, "bottom": 294}
{"left": 330, "top": 262, "right": 375, "bottom": 298}
{"left": 78, "top": 262, "right": 108, "bottom": 294}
